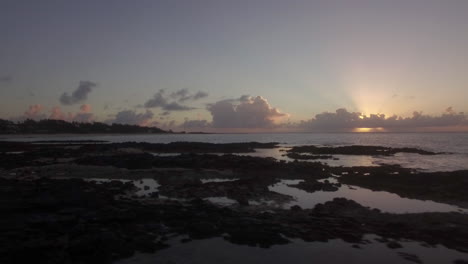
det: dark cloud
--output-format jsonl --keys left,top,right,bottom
{"left": 207, "top": 95, "right": 288, "bottom": 128}
{"left": 298, "top": 107, "right": 468, "bottom": 131}
{"left": 170, "top": 89, "right": 209, "bottom": 102}
{"left": 170, "top": 89, "right": 190, "bottom": 101}
{"left": 144, "top": 89, "right": 197, "bottom": 111}
{"left": 164, "top": 102, "right": 195, "bottom": 111}
{"left": 60, "top": 81, "right": 97, "bottom": 105}
{"left": 0, "top": 75, "right": 12, "bottom": 83}
{"left": 144, "top": 90, "right": 168, "bottom": 108}
{"left": 193, "top": 91, "right": 209, "bottom": 100}
{"left": 110, "top": 110, "right": 154, "bottom": 126}
{"left": 239, "top": 95, "right": 250, "bottom": 102}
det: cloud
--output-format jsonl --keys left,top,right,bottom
{"left": 298, "top": 107, "right": 468, "bottom": 131}
{"left": 163, "top": 102, "right": 194, "bottom": 111}
{"left": 73, "top": 112, "right": 94, "bottom": 123}
{"left": 144, "top": 90, "right": 167, "bottom": 108}
{"left": 207, "top": 95, "right": 288, "bottom": 128}
{"left": 180, "top": 119, "right": 211, "bottom": 129}
{"left": 60, "top": 81, "right": 97, "bottom": 105}
{"left": 170, "top": 89, "right": 191, "bottom": 101}
{"left": 49, "top": 106, "right": 68, "bottom": 120}
{"left": 0, "top": 75, "right": 12, "bottom": 83}
{"left": 144, "top": 89, "right": 197, "bottom": 111}
{"left": 80, "top": 104, "right": 92, "bottom": 113}
{"left": 170, "top": 88, "right": 209, "bottom": 102}
{"left": 24, "top": 104, "right": 46, "bottom": 120}
{"left": 193, "top": 91, "right": 209, "bottom": 100}
{"left": 73, "top": 104, "right": 94, "bottom": 122}
{"left": 48, "top": 104, "right": 94, "bottom": 122}
{"left": 109, "top": 110, "right": 155, "bottom": 126}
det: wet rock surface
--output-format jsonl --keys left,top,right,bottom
{"left": 1, "top": 141, "right": 468, "bottom": 263}
{"left": 158, "top": 177, "right": 293, "bottom": 204}
{"left": 288, "top": 179, "right": 342, "bottom": 192}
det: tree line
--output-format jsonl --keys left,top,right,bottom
{"left": 0, "top": 119, "right": 169, "bottom": 134}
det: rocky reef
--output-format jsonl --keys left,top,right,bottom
{"left": 1, "top": 140, "right": 468, "bottom": 263}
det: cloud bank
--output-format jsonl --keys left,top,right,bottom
{"left": 60, "top": 81, "right": 97, "bottom": 105}
{"left": 297, "top": 107, "right": 468, "bottom": 131}
{"left": 9, "top": 88, "right": 468, "bottom": 133}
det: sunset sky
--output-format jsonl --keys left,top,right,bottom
{"left": 1, "top": 0, "right": 468, "bottom": 132}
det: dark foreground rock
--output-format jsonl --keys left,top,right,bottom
{"left": 2, "top": 177, "right": 468, "bottom": 264}
{"left": 288, "top": 179, "right": 341, "bottom": 192}
{"left": 1, "top": 140, "right": 468, "bottom": 264}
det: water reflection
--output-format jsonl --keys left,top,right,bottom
{"left": 204, "top": 197, "right": 237, "bottom": 206}
{"left": 248, "top": 148, "right": 465, "bottom": 171}
{"left": 117, "top": 235, "right": 468, "bottom": 264}
{"left": 269, "top": 180, "right": 467, "bottom": 214}
{"left": 133, "top": 179, "right": 160, "bottom": 197}
{"left": 201, "top": 178, "right": 240, "bottom": 184}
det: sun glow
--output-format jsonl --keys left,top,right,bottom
{"left": 339, "top": 63, "right": 404, "bottom": 117}
{"left": 353, "top": 127, "right": 386, "bottom": 133}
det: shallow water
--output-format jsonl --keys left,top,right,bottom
{"left": 86, "top": 177, "right": 467, "bottom": 214}
{"left": 5, "top": 132, "right": 468, "bottom": 171}
{"left": 269, "top": 180, "right": 468, "bottom": 214}
{"left": 4, "top": 132, "right": 468, "bottom": 154}
{"left": 132, "top": 179, "right": 160, "bottom": 197}
{"left": 116, "top": 235, "right": 468, "bottom": 264}
{"left": 240, "top": 148, "right": 468, "bottom": 171}
{"left": 201, "top": 178, "right": 240, "bottom": 183}
{"left": 87, "top": 178, "right": 238, "bottom": 206}
{"left": 204, "top": 196, "right": 237, "bottom": 206}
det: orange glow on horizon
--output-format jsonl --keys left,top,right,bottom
{"left": 353, "top": 127, "right": 386, "bottom": 133}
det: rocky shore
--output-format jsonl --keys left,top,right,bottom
{"left": 1, "top": 140, "right": 468, "bottom": 263}
{"left": 287, "top": 145, "right": 440, "bottom": 156}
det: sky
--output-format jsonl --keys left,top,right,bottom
{"left": 1, "top": 0, "right": 468, "bottom": 132}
